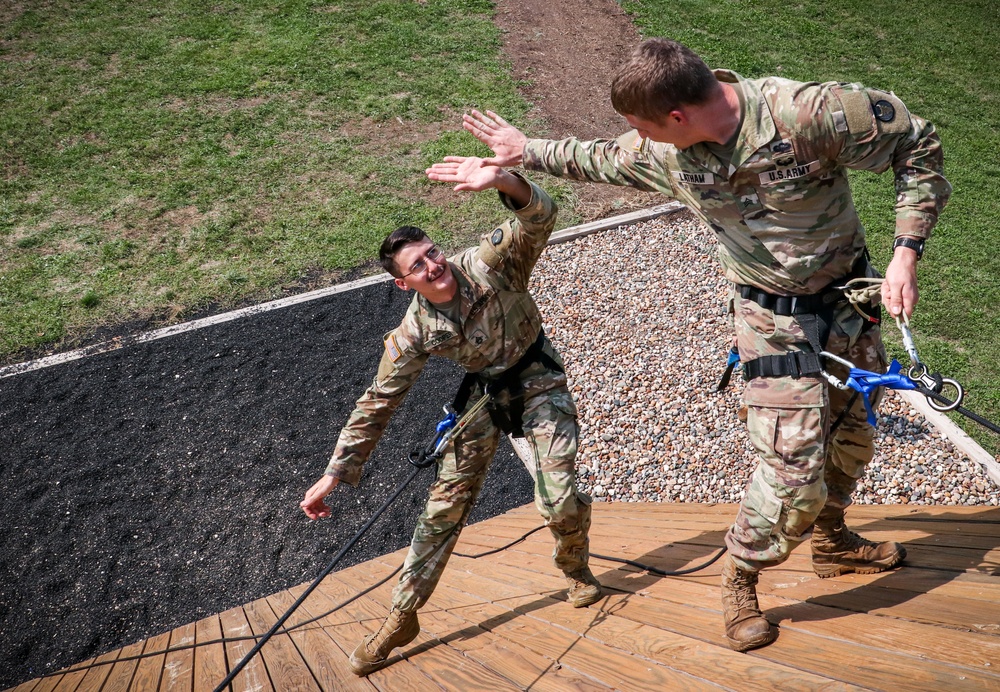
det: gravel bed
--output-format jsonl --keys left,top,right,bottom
{"left": 531, "top": 211, "right": 999, "bottom": 507}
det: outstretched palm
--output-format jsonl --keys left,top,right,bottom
{"left": 425, "top": 156, "right": 505, "bottom": 192}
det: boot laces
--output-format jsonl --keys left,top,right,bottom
{"left": 727, "top": 571, "right": 760, "bottom": 613}
{"left": 367, "top": 611, "right": 403, "bottom": 653}
{"left": 838, "top": 524, "right": 877, "bottom": 551}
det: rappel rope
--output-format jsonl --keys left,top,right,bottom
{"left": 213, "top": 391, "right": 492, "bottom": 692}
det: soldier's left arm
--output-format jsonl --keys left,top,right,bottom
{"left": 821, "top": 83, "right": 952, "bottom": 239}
{"left": 821, "top": 84, "right": 953, "bottom": 315}
{"left": 481, "top": 174, "right": 558, "bottom": 292}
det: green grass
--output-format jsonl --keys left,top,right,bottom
{"left": 618, "top": 0, "right": 1000, "bottom": 452}
{"left": 0, "top": 0, "right": 569, "bottom": 358}
{"left": 2, "top": 0, "right": 998, "bottom": 452}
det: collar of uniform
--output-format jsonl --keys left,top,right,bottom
{"left": 713, "top": 69, "right": 776, "bottom": 172}
{"left": 448, "top": 259, "right": 493, "bottom": 322}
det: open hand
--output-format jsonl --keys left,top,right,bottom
{"left": 426, "top": 156, "right": 507, "bottom": 192}
{"left": 462, "top": 109, "right": 527, "bottom": 167}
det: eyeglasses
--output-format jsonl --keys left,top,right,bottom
{"left": 401, "top": 246, "right": 444, "bottom": 279}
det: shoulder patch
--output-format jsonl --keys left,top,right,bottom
{"left": 832, "top": 85, "right": 911, "bottom": 140}
{"left": 476, "top": 219, "right": 514, "bottom": 271}
{"left": 384, "top": 332, "right": 402, "bottom": 362}
{"left": 867, "top": 89, "right": 910, "bottom": 134}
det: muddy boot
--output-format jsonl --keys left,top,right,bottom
{"left": 812, "top": 513, "right": 906, "bottom": 578}
{"left": 565, "top": 566, "right": 603, "bottom": 608}
{"left": 720, "top": 554, "right": 776, "bottom": 652}
{"left": 349, "top": 607, "right": 420, "bottom": 676}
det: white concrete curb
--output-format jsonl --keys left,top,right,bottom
{"left": 0, "top": 203, "right": 685, "bottom": 380}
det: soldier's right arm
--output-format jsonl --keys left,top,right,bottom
{"left": 323, "top": 324, "right": 429, "bottom": 487}
{"left": 464, "top": 109, "right": 674, "bottom": 195}
{"left": 523, "top": 133, "right": 672, "bottom": 194}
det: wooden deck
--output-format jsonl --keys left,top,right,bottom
{"left": 12, "top": 502, "right": 1000, "bottom": 691}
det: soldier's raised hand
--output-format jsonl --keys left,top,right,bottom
{"left": 463, "top": 109, "right": 527, "bottom": 167}
{"left": 426, "top": 156, "right": 506, "bottom": 192}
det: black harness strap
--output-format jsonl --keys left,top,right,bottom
{"left": 452, "top": 329, "right": 564, "bottom": 438}
{"left": 740, "top": 253, "right": 877, "bottom": 383}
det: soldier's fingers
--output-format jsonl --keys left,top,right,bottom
{"left": 485, "top": 110, "right": 509, "bottom": 127}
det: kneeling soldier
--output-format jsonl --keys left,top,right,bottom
{"left": 300, "top": 156, "right": 601, "bottom": 676}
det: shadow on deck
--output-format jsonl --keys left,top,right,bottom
{"left": 12, "top": 502, "right": 1000, "bottom": 691}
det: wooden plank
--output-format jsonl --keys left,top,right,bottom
{"left": 219, "top": 606, "right": 274, "bottom": 692}
{"left": 241, "top": 598, "right": 320, "bottom": 691}
{"left": 71, "top": 648, "right": 120, "bottom": 692}
{"left": 193, "top": 615, "right": 228, "bottom": 692}
{"left": 431, "top": 572, "right": 856, "bottom": 692}
{"left": 447, "top": 546, "right": 1000, "bottom": 690}
{"left": 322, "top": 575, "right": 525, "bottom": 691}
{"left": 130, "top": 631, "right": 170, "bottom": 692}
{"left": 304, "top": 569, "right": 445, "bottom": 690}
{"left": 159, "top": 622, "right": 195, "bottom": 692}
{"left": 265, "top": 589, "right": 374, "bottom": 691}
{"left": 300, "top": 576, "right": 444, "bottom": 690}
{"left": 333, "top": 567, "right": 609, "bottom": 691}
{"left": 100, "top": 640, "right": 145, "bottom": 692}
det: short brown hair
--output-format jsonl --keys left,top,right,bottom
{"left": 380, "top": 225, "right": 427, "bottom": 277}
{"left": 610, "top": 38, "right": 717, "bottom": 121}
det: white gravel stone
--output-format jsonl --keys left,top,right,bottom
{"left": 530, "top": 211, "right": 998, "bottom": 508}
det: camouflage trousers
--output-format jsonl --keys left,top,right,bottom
{"left": 392, "top": 383, "right": 592, "bottom": 612}
{"left": 725, "top": 291, "right": 887, "bottom": 572}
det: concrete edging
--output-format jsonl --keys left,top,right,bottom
{"left": 0, "top": 203, "right": 685, "bottom": 380}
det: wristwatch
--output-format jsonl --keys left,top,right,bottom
{"left": 893, "top": 236, "right": 925, "bottom": 260}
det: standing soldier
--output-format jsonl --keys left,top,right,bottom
{"left": 300, "top": 157, "right": 601, "bottom": 676}
{"left": 462, "top": 37, "right": 950, "bottom": 651}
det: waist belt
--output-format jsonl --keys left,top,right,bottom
{"left": 738, "top": 253, "right": 879, "bottom": 382}
{"left": 452, "top": 328, "right": 564, "bottom": 438}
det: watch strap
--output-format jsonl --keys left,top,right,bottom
{"left": 893, "top": 236, "right": 924, "bottom": 260}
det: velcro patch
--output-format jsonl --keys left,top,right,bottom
{"left": 384, "top": 333, "right": 402, "bottom": 362}
{"left": 758, "top": 160, "right": 820, "bottom": 185}
{"left": 671, "top": 170, "right": 715, "bottom": 185}
{"left": 475, "top": 219, "right": 514, "bottom": 271}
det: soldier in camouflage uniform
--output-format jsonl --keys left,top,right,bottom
{"left": 462, "top": 38, "right": 950, "bottom": 652}
{"left": 300, "top": 156, "right": 601, "bottom": 676}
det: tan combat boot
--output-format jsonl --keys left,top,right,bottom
{"left": 720, "top": 554, "right": 776, "bottom": 652}
{"left": 812, "top": 514, "right": 906, "bottom": 578}
{"left": 349, "top": 607, "right": 420, "bottom": 676}
{"left": 565, "top": 566, "right": 603, "bottom": 608}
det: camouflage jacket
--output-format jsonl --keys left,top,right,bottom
{"left": 523, "top": 70, "right": 951, "bottom": 295}
{"left": 325, "top": 178, "right": 567, "bottom": 485}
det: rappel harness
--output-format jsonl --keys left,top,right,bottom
{"left": 738, "top": 253, "right": 878, "bottom": 383}
{"left": 720, "top": 269, "right": 1000, "bottom": 435}
{"left": 451, "top": 328, "right": 564, "bottom": 438}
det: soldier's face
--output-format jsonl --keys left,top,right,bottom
{"left": 624, "top": 111, "right": 696, "bottom": 148}
{"left": 392, "top": 239, "right": 457, "bottom": 302}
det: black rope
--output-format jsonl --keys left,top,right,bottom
{"left": 592, "top": 546, "right": 727, "bottom": 576}
{"left": 212, "top": 463, "right": 430, "bottom": 692}
{"left": 916, "top": 386, "right": 1000, "bottom": 435}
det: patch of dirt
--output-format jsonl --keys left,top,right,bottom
{"left": 492, "top": 0, "right": 661, "bottom": 221}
